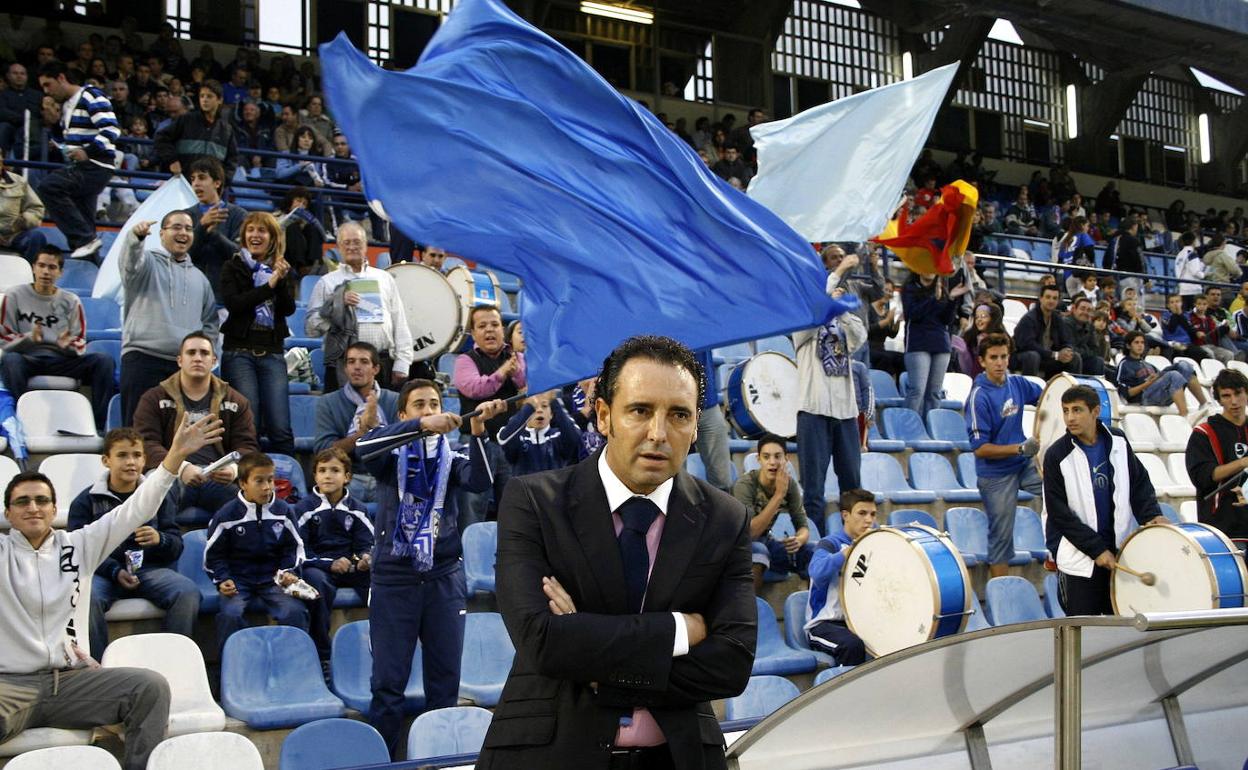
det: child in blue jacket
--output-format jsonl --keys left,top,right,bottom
{"left": 495, "top": 390, "right": 582, "bottom": 476}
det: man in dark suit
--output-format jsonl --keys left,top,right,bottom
{"left": 480, "top": 335, "right": 756, "bottom": 770}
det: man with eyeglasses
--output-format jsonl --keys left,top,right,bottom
{"left": 119, "top": 210, "right": 218, "bottom": 425}
{"left": 0, "top": 413, "right": 223, "bottom": 770}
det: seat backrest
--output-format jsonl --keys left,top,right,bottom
{"left": 985, "top": 576, "right": 1046, "bottom": 625}
{"left": 1157, "top": 414, "right": 1192, "bottom": 445}
{"left": 78, "top": 297, "right": 121, "bottom": 329}
{"left": 945, "top": 507, "right": 989, "bottom": 559}
{"left": 927, "top": 409, "right": 969, "bottom": 443}
{"left": 1201, "top": 358, "right": 1225, "bottom": 381}
{"left": 754, "top": 596, "right": 787, "bottom": 654}
{"left": 176, "top": 529, "right": 215, "bottom": 594}
{"left": 770, "top": 512, "right": 797, "bottom": 540}
{"left": 101, "top": 633, "right": 215, "bottom": 714}
{"left": 462, "top": 521, "right": 497, "bottom": 580}
{"left": 1178, "top": 500, "right": 1197, "bottom": 522}
{"left": 222, "top": 626, "right": 336, "bottom": 708}
{"left": 869, "top": 369, "right": 901, "bottom": 398}
{"left": 881, "top": 408, "right": 931, "bottom": 442}
{"left": 889, "top": 509, "right": 938, "bottom": 528}
{"left": 966, "top": 590, "right": 990, "bottom": 631}
{"left": 38, "top": 453, "right": 103, "bottom": 512}
{"left": 723, "top": 675, "right": 800, "bottom": 721}
{"left": 58, "top": 259, "right": 99, "bottom": 292}
{"left": 908, "top": 452, "right": 957, "bottom": 489}
{"left": 956, "top": 453, "right": 978, "bottom": 488}
{"left": 1002, "top": 298, "right": 1028, "bottom": 321}
{"left": 1166, "top": 453, "right": 1193, "bottom": 485}
{"left": 942, "top": 373, "right": 973, "bottom": 404}
{"left": 298, "top": 274, "right": 321, "bottom": 306}
{"left": 18, "top": 391, "right": 97, "bottom": 438}
{"left": 289, "top": 394, "right": 318, "bottom": 439}
{"left": 288, "top": 306, "right": 308, "bottom": 335}
{"left": 1157, "top": 502, "right": 1181, "bottom": 524}
{"left": 146, "top": 732, "right": 264, "bottom": 770}
{"left": 0, "top": 254, "right": 34, "bottom": 291}
{"left": 4, "top": 745, "right": 120, "bottom": 770}
{"left": 1123, "top": 413, "right": 1161, "bottom": 444}
{"left": 1013, "top": 507, "right": 1046, "bottom": 552}
{"left": 406, "top": 706, "right": 494, "bottom": 761}
{"left": 460, "top": 613, "right": 515, "bottom": 685}
{"left": 782, "top": 590, "right": 810, "bottom": 650}
{"left": 268, "top": 453, "right": 307, "bottom": 502}
{"left": 684, "top": 452, "right": 706, "bottom": 480}
{"left": 813, "top": 665, "right": 854, "bottom": 685}
{"left": 1043, "top": 573, "right": 1065, "bottom": 618}
{"left": 1135, "top": 454, "right": 1174, "bottom": 486}
{"left": 279, "top": 718, "right": 389, "bottom": 770}
{"left": 860, "top": 452, "right": 910, "bottom": 492}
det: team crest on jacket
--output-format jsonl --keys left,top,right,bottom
{"left": 344, "top": 517, "right": 353, "bottom": 531}
{"left": 1000, "top": 397, "right": 1018, "bottom": 418}
{"left": 235, "top": 525, "right": 246, "bottom": 535}
{"left": 271, "top": 522, "right": 284, "bottom": 538}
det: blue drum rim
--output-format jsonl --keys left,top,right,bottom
{"left": 726, "top": 358, "right": 764, "bottom": 439}
{"left": 1114, "top": 522, "right": 1248, "bottom": 612}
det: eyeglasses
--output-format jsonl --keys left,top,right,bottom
{"left": 10, "top": 496, "right": 54, "bottom": 509}
{"left": 163, "top": 224, "right": 194, "bottom": 232}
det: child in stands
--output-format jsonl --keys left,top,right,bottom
{"left": 295, "top": 447, "right": 374, "bottom": 660}
{"left": 495, "top": 389, "right": 582, "bottom": 476}
{"left": 204, "top": 451, "right": 312, "bottom": 654}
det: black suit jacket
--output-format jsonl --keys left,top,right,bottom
{"left": 478, "top": 452, "right": 756, "bottom": 770}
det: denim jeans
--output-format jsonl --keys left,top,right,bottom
{"left": 89, "top": 567, "right": 201, "bottom": 660}
{"left": 9, "top": 227, "right": 47, "bottom": 263}
{"left": 796, "top": 410, "right": 861, "bottom": 536}
{"left": 903, "top": 350, "right": 950, "bottom": 417}
{"left": 120, "top": 351, "right": 180, "bottom": 427}
{"left": 1, "top": 350, "right": 115, "bottom": 430}
{"left": 216, "top": 582, "right": 310, "bottom": 656}
{"left": 222, "top": 350, "right": 294, "bottom": 455}
{"left": 978, "top": 462, "right": 1042, "bottom": 566}
{"left": 37, "top": 160, "right": 114, "bottom": 248}
{"left": 348, "top": 472, "right": 379, "bottom": 505}
{"left": 694, "top": 406, "right": 733, "bottom": 492}
{"left": 177, "top": 479, "right": 238, "bottom": 519}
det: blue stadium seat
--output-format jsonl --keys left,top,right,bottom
{"left": 269, "top": 453, "right": 307, "bottom": 502}
{"left": 463, "top": 522, "right": 497, "bottom": 595}
{"left": 869, "top": 369, "right": 904, "bottom": 408}
{"left": 813, "top": 665, "right": 855, "bottom": 685}
{"left": 898, "top": 372, "right": 959, "bottom": 410}
{"left": 176, "top": 506, "right": 215, "bottom": 528}
{"left": 79, "top": 297, "right": 121, "bottom": 341}
{"left": 285, "top": 307, "right": 323, "bottom": 350}
{"left": 459, "top": 613, "right": 514, "bottom": 707}
{"left": 278, "top": 718, "right": 389, "bottom": 770}
{"left": 881, "top": 408, "right": 954, "bottom": 452}
{"left": 309, "top": 348, "right": 325, "bottom": 389}
{"left": 1158, "top": 502, "right": 1181, "bottom": 524}
{"left": 927, "top": 409, "right": 972, "bottom": 451}
{"left": 866, "top": 422, "right": 904, "bottom": 453}
{"left": 38, "top": 226, "right": 69, "bottom": 250}
{"left": 330, "top": 621, "right": 424, "bottom": 713}
{"left": 221, "top": 626, "right": 345, "bottom": 728}
{"left": 374, "top": 251, "right": 391, "bottom": 269}
{"left": 985, "top": 576, "right": 1046, "bottom": 626}
{"left": 956, "top": 453, "right": 1033, "bottom": 501}
{"left": 966, "top": 589, "right": 990, "bottom": 631}
{"left": 944, "top": 507, "right": 989, "bottom": 566}
{"left": 105, "top": 393, "right": 122, "bottom": 432}
{"left": 84, "top": 340, "right": 121, "bottom": 387}
{"left": 782, "top": 590, "right": 835, "bottom": 667}
{"left": 684, "top": 453, "right": 707, "bottom": 480}
{"left": 888, "top": 509, "right": 938, "bottom": 528}
{"left": 437, "top": 353, "right": 457, "bottom": 377}
{"left": 298, "top": 274, "right": 321, "bottom": 307}
{"left": 1044, "top": 573, "right": 1065, "bottom": 619}
{"left": 754, "top": 335, "right": 795, "bottom": 357}
{"left": 860, "top": 453, "right": 937, "bottom": 504}
{"left": 908, "top": 453, "right": 981, "bottom": 503}
{"left": 176, "top": 530, "right": 219, "bottom": 613}
{"left": 1013, "top": 507, "right": 1048, "bottom": 561}
{"left": 290, "top": 394, "right": 318, "bottom": 453}
{"left": 406, "top": 706, "right": 493, "bottom": 763}
{"left": 752, "top": 597, "right": 817, "bottom": 676}
{"left": 724, "top": 675, "right": 800, "bottom": 721}
{"left": 59, "top": 259, "right": 99, "bottom": 294}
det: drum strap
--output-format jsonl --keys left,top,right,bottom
{"left": 1195, "top": 422, "right": 1228, "bottom": 509}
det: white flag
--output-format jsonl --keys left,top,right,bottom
{"left": 747, "top": 62, "right": 958, "bottom": 242}
{"left": 92, "top": 175, "right": 199, "bottom": 302}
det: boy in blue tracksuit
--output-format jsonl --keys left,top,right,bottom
{"left": 294, "top": 447, "right": 374, "bottom": 659}
{"left": 804, "top": 488, "right": 877, "bottom": 666}
{"left": 495, "top": 390, "right": 582, "bottom": 476}
{"left": 203, "top": 452, "right": 310, "bottom": 654}
{"left": 355, "top": 378, "right": 505, "bottom": 757}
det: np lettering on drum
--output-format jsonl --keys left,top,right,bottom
{"left": 727, "top": 353, "right": 800, "bottom": 439}
{"left": 387, "top": 263, "right": 505, "bottom": 361}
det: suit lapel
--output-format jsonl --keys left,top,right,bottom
{"left": 567, "top": 454, "right": 630, "bottom": 615}
{"left": 644, "top": 471, "right": 707, "bottom": 612}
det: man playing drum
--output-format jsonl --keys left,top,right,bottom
{"left": 965, "top": 333, "right": 1042, "bottom": 578}
{"left": 1186, "top": 369, "right": 1248, "bottom": 542}
{"left": 1043, "top": 385, "right": 1166, "bottom": 615}
{"left": 803, "top": 488, "right": 876, "bottom": 666}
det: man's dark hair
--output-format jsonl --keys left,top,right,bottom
{"left": 1038, "top": 285, "right": 1059, "bottom": 299}
{"left": 398, "top": 378, "right": 443, "bottom": 413}
{"left": 160, "top": 209, "right": 192, "bottom": 229}
{"left": 103, "top": 427, "right": 144, "bottom": 456}
{"left": 1213, "top": 368, "right": 1248, "bottom": 399}
{"left": 189, "top": 157, "right": 225, "bottom": 185}
{"left": 1060, "top": 384, "right": 1101, "bottom": 413}
{"left": 313, "top": 447, "right": 352, "bottom": 475}
{"left": 35, "top": 245, "right": 64, "bottom": 268}
{"left": 179, "top": 331, "right": 215, "bottom": 352}
{"left": 5, "top": 472, "right": 54, "bottom": 509}
{"left": 977, "top": 332, "right": 1013, "bottom": 359}
{"left": 199, "top": 78, "right": 224, "bottom": 99}
{"left": 468, "top": 305, "right": 502, "bottom": 329}
{"left": 237, "top": 451, "right": 275, "bottom": 483}
{"left": 38, "top": 61, "right": 70, "bottom": 81}
{"left": 839, "top": 488, "right": 875, "bottom": 512}
{"left": 345, "top": 341, "right": 380, "bottom": 369}
{"left": 1123, "top": 330, "right": 1145, "bottom": 349}
{"left": 596, "top": 335, "right": 705, "bottom": 410}
{"left": 280, "top": 186, "right": 311, "bottom": 213}
{"left": 755, "top": 433, "right": 786, "bottom": 455}
{"left": 1070, "top": 296, "right": 1092, "bottom": 309}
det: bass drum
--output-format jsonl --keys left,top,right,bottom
{"left": 725, "top": 352, "right": 799, "bottom": 439}
{"left": 387, "top": 263, "right": 464, "bottom": 361}
{"left": 1033, "top": 373, "right": 1116, "bottom": 474}
{"left": 1112, "top": 522, "right": 1248, "bottom": 615}
{"left": 446, "top": 266, "right": 504, "bottom": 353}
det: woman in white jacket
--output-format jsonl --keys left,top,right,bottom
{"left": 0, "top": 414, "right": 222, "bottom": 770}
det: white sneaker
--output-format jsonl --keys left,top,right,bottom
{"left": 70, "top": 237, "right": 102, "bottom": 260}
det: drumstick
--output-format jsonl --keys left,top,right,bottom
{"left": 358, "top": 392, "right": 529, "bottom": 461}
{"left": 1114, "top": 563, "right": 1156, "bottom": 586}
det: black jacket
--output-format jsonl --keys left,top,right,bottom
{"left": 1187, "top": 415, "right": 1248, "bottom": 539}
{"left": 219, "top": 252, "right": 297, "bottom": 354}
{"left": 67, "top": 475, "right": 183, "bottom": 581}
{"left": 1013, "top": 305, "right": 1072, "bottom": 357}
{"left": 154, "top": 110, "right": 240, "bottom": 182}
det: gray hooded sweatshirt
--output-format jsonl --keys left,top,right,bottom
{"left": 120, "top": 228, "right": 218, "bottom": 360}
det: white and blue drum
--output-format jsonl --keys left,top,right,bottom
{"left": 1113, "top": 522, "right": 1248, "bottom": 615}
{"left": 725, "top": 352, "right": 799, "bottom": 439}
{"left": 387, "top": 263, "right": 465, "bottom": 361}
{"left": 446, "top": 265, "right": 502, "bottom": 310}
{"left": 1034, "top": 372, "right": 1117, "bottom": 474}
{"left": 840, "top": 524, "right": 973, "bottom": 657}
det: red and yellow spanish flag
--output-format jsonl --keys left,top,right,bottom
{"left": 872, "top": 180, "right": 978, "bottom": 276}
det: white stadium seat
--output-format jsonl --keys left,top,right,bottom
{"left": 0, "top": 254, "right": 33, "bottom": 292}
{"left": 1179, "top": 500, "right": 1198, "bottom": 522}
{"left": 0, "top": 728, "right": 93, "bottom": 758}
{"left": 4, "top": 745, "right": 119, "bottom": 770}
{"left": 1122, "top": 413, "right": 1161, "bottom": 453}
{"left": 1200, "top": 358, "right": 1226, "bottom": 385}
{"left": 17, "top": 391, "right": 103, "bottom": 454}
{"left": 1157, "top": 414, "right": 1192, "bottom": 453}
{"left": 1166, "top": 453, "right": 1196, "bottom": 490}
{"left": 38, "top": 454, "right": 103, "bottom": 529}
{"left": 1136, "top": 453, "right": 1195, "bottom": 498}
{"left": 942, "top": 372, "right": 973, "bottom": 405}
{"left": 1001, "top": 298, "right": 1027, "bottom": 322}
{"left": 146, "top": 733, "right": 263, "bottom": 770}
{"left": 102, "top": 633, "right": 226, "bottom": 736}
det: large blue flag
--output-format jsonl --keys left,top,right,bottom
{"left": 320, "top": 0, "right": 841, "bottom": 390}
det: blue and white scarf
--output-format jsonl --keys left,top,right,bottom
{"left": 816, "top": 317, "right": 849, "bottom": 377}
{"left": 345, "top": 383, "right": 388, "bottom": 435}
{"left": 392, "top": 435, "right": 453, "bottom": 570}
{"left": 240, "top": 249, "right": 274, "bottom": 329}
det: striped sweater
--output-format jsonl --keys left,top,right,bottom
{"left": 58, "top": 85, "right": 120, "bottom": 168}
